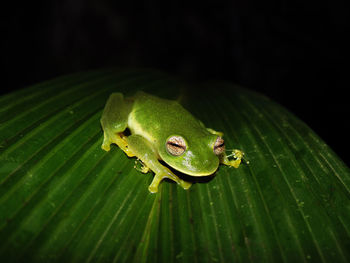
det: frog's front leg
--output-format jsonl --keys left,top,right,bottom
{"left": 206, "top": 128, "right": 244, "bottom": 168}
{"left": 126, "top": 135, "right": 192, "bottom": 193}
{"left": 100, "top": 93, "right": 135, "bottom": 157}
{"left": 102, "top": 131, "right": 135, "bottom": 157}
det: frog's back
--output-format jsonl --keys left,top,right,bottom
{"left": 128, "top": 92, "right": 206, "bottom": 143}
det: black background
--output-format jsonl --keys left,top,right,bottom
{"left": 2, "top": 1, "right": 349, "bottom": 165}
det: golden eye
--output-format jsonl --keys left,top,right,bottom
{"left": 166, "top": 136, "right": 186, "bottom": 156}
{"left": 214, "top": 137, "right": 225, "bottom": 155}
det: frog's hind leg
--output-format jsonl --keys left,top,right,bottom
{"left": 126, "top": 134, "right": 192, "bottom": 193}
{"left": 100, "top": 93, "right": 134, "bottom": 157}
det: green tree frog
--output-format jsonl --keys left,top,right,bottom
{"left": 100, "top": 91, "right": 243, "bottom": 193}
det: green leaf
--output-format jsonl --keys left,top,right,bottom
{"left": 1, "top": 69, "right": 349, "bottom": 263}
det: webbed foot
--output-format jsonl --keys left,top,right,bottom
{"left": 221, "top": 149, "right": 245, "bottom": 168}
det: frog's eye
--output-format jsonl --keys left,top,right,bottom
{"left": 166, "top": 136, "right": 186, "bottom": 156}
{"left": 214, "top": 137, "right": 225, "bottom": 155}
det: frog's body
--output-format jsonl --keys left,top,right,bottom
{"left": 100, "top": 91, "right": 243, "bottom": 193}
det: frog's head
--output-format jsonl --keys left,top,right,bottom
{"left": 159, "top": 134, "right": 225, "bottom": 176}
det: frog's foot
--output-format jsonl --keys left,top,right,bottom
{"left": 149, "top": 172, "right": 192, "bottom": 193}
{"left": 101, "top": 131, "right": 135, "bottom": 157}
{"left": 225, "top": 159, "right": 241, "bottom": 168}
{"left": 134, "top": 159, "right": 150, "bottom": 173}
{"left": 125, "top": 134, "right": 192, "bottom": 193}
{"left": 221, "top": 149, "right": 244, "bottom": 168}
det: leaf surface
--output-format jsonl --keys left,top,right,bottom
{"left": 0, "top": 69, "right": 349, "bottom": 263}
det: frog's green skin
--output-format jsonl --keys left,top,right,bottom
{"left": 100, "top": 91, "right": 243, "bottom": 193}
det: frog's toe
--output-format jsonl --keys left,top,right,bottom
{"left": 180, "top": 180, "right": 192, "bottom": 190}
{"left": 148, "top": 173, "right": 163, "bottom": 193}
{"left": 233, "top": 149, "right": 244, "bottom": 160}
{"left": 102, "top": 144, "right": 110, "bottom": 151}
{"left": 101, "top": 138, "right": 111, "bottom": 151}
{"left": 228, "top": 159, "right": 242, "bottom": 168}
{"left": 148, "top": 184, "right": 158, "bottom": 193}
{"left": 134, "top": 160, "right": 150, "bottom": 173}
{"left": 141, "top": 165, "right": 150, "bottom": 173}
